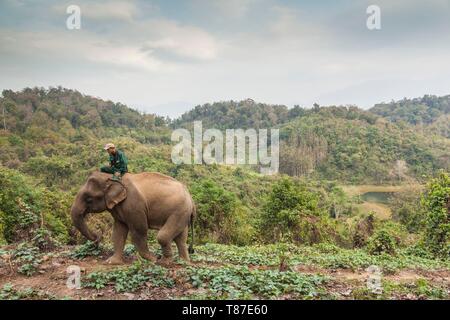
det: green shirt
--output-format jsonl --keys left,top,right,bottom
{"left": 109, "top": 150, "right": 128, "bottom": 174}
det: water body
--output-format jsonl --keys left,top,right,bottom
{"left": 360, "top": 192, "right": 394, "bottom": 204}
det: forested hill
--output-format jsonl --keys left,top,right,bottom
{"left": 0, "top": 87, "right": 170, "bottom": 144}
{"left": 174, "top": 100, "right": 449, "bottom": 183}
{"left": 1, "top": 87, "right": 449, "bottom": 184}
{"left": 369, "top": 95, "right": 450, "bottom": 138}
{"left": 279, "top": 107, "right": 449, "bottom": 183}
{"left": 172, "top": 99, "right": 294, "bottom": 129}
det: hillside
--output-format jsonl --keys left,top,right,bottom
{"left": 279, "top": 106, "right": 450, "bottom": 183}
{"left": 370, "top": 95, "right": 450, "bottom": 138}
{"left": 0, "top": 87, "right": 449, "bottom": 300}
{"left": 2, "top": 88, "right": 449, "bottom": 184}
{"left": 172, "top": 99, "right": 293, "bottom": 130}
{"left": 175, "top": 101, "right": 450, "bottom": 183}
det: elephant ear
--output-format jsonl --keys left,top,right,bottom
{"left": 105, "top": 181, "right": 127, "bottom": 210}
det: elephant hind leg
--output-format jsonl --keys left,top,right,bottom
{"left": 156, "top": 214, "right": 186, "bottom": 264}
{"left": 156, "top": 228, "right": 174, "bottom": 264}
{"left": 174, "top": 227, "right": 189, "bottom": 262}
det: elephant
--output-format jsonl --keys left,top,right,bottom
{"left": 71, "top": 171, "right": 196, "bottom": 264}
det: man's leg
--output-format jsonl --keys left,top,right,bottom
{"left": 101, "top": 166, "right": 114, "bottom": 174}
{"left": 101, "top": 166, "right": 120, "bottom": 180}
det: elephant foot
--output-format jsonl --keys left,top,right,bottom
{"left": 156, "top": 256, "right": 173, "bottom": 267}
{"left": 141, "top": 253, "right": 157, "bottom": 262}
{"left": 106, "top": 255, "right": 125, "bottom": 265}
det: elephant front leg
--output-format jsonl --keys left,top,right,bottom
{"left": 130, "top": 229, "right": 157, "bottom": 262}
{"left": 106, "top": 220, "right": 128, "bottom": 265}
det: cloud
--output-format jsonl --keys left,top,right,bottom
{"left": 192, "top": 0, "right": 259, "bottom": 18}
{"left": 140, "top": 19, "right": 219, "bottom": 61}
{"left": 0, "top": 29, "right": 163, "bottom": 71}
{"left": 82, "top": 1, "right": 138, "bottom": 22}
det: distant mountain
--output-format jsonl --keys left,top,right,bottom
{"left": 369, "top": 95, "right": 450, "bottom": 138}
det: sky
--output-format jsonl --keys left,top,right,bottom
{"left": 0, "top": 0, "right": 450, "bottom": 118}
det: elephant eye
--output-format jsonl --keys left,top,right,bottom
{"left": 85, "top": 196, "right": 93, "bottom": 203}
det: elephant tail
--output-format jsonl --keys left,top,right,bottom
{"left": 188, "top": 202, "right": 196, "bottom": 254}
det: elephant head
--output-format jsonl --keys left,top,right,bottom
{"left": 71, "top": 172, "right": 127, "bottom": 242}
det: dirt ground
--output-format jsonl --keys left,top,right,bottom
{"left": 1, "top": 246, "right": 448, "bottom": 300}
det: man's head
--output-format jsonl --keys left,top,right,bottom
{"left": 104, "top": 143, "right": 116, "bottom": 155}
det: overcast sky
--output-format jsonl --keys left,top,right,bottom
{"left": 1, "top": 0, "right": 450, "bottom": 118}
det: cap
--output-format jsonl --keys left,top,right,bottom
{"left": 103, "top": 143, "right": 115, "bottom": 150}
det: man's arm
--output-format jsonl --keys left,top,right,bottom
{"left": 117, "top": 151, "right": 128, "bottom": 175}
{"left": 109, "top": 154, "right": 114, "bottom": 167}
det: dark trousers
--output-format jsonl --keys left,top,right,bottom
{"left": 100, "top": 166, "right": 116, "bottom": 174}
{"left": 100, "top": 166, "right": 126, "bottom": 178}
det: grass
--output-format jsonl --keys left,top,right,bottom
{"left": 356, "top": 202, "right": 391, "bottom": 220}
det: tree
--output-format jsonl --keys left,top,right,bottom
{"left": 422, "top": 171, "right": 450, "bottom": 257}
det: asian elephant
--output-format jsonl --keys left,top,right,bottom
{"left": 70, "top": 171, "right": 196, "bottom": 264}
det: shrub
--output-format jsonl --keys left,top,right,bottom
{"left": 0, "top": 167, "right": 40, "bottom": 242}
{"left": 352, "top": 214, "right": 375, "bottom": 248}
{"left": 390, "top": 187, "right": 424, "bottom": 233}
{"left": 366, "top": 230, "right": 397, "bottom": 255}
{"left": 190, "top": 179, "right": 238, "bottom": 243}
{"left": 12, "top": 243, "right": 42, "bottom": 276}
{"left": 421, "top": 171, "right": 450, "bottom": 258}
{"left": 260, "top": 177, "right": 323, "bottom": 243}
{"left": 220, "top": 206, "right": 256, "bottom": 245}
{"left": 0, "top": 166, "right": 71, "bottom": 245}
{"left": 32, "top": 228, "right": 57, "bottom": 251}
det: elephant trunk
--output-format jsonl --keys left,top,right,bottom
{"left": 71, "top": 198, "right": 99, "bottom": 242}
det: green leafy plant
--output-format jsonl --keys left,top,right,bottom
{"left": 12, "top": 243, "right": 42, "bottom": 276}
{"left": 421, "top": 171, "right": 450, "bottom": 257}
{"left": 366, "top": 230, "right": 397, "bottom": 255}
{"left": 185, "top": 265, "right": 327, "bottom": 299}
{"left": 69, "top": 241, "right": 103, "bottom": 259}
{"left": 0, "top": 283, "right": 55, "bottom": 300}
{"left": 83, "top": 261, "right": 174, "bottom": 292}
{"left": 32, "top": 228, "right": 57, "bottom": 251}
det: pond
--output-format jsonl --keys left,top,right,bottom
{"left": 360, "top": 192, "right": 394, "bottom": 204}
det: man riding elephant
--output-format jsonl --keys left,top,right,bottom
{"left": 100, "top": 143, "right": 128, "bottom": 181}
